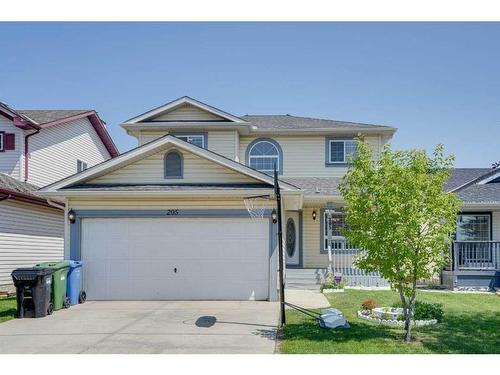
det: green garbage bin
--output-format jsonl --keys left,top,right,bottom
{"left": 35, "top": 261, "right": 70, "bottom": 311}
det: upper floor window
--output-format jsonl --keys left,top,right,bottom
{"left": 246, "top": 138, "right": 283, "bottom": 175}
{"left": 326, "top": 138, "right": 358, "bottom": 165}
{"left": 164, "top": 150, "right": 183, "bottom": 179}
{"left": 173, "top": 133, "right": 206, "bottom": 148}
{"left": 77, "top": 160, "right": 88, "bottom": 172}
{"left": 0, "top": 132, "right": 15, "bottom": 152}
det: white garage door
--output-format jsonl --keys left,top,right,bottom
{"left": 80, "top": 217, "right": 270, "bottom": 300}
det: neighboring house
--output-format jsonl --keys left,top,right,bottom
{"left": 38, "top": 96, "right": 396, "bottom": 301}
{"left": 0, "top": 102, "right": 118, "bottom": 290}
{"left": 442, "top": 168, "right": 500, "bottom": 289}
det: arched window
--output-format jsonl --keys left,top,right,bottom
{"left": 164, "top": 150, "right": 183, "bottom": 179}
{"left": 246, "top": 138, "right": 283, "bottom": 175}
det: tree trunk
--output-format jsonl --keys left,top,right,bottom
{"left": 403, "top": 275, "right": 418, "bottom": 342}
{"left": 396, "top": 281, "right": 411, "bottom": 340}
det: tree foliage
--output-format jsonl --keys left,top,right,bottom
{"left": 339, "top": 141, "right": 461, "bottom": 341}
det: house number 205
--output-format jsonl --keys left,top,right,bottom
{"left": 166, "top": 209, "right": 180, "bottom": 216}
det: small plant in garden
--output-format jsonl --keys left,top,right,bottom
{"left": 320, "top": 274, "right": 346, "bottom": 291}
{"left": 413, "top": 301, "right": 444, "bottom": 322}
{"left": 361, "top": 299, "right": 377, "bottom": 311}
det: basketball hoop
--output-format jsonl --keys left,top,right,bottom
{"left": 243, "top": 194, "right": 272, "bottom": 220}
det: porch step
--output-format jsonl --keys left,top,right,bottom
{"left": 285, "top": 268, "right": 325, "bottom": 290}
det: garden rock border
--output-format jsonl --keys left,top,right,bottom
{"left": 357, "top": 311, "right": 438, "bottom": 327}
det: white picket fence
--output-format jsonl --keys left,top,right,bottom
{"left": 330, "top": 242, "right": 390, "bottom": 287}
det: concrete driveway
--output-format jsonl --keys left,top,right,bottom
{"left": 0, "top": 301, "right": 279, "bottom": 354}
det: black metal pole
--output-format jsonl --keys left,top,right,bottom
{"left": 274, "top": 166, "right": 286, "bottom": 327}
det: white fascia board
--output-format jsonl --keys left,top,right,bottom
{"left": 39, "top": 135, "right": 298, "bottom": 193}
{"left": 461, "top": 202, "right": 500, "bottom": 209}
{"left": 123, "top": 96, "right": 248, "bottom": 124}
{"left": 121, "top": 122, "right": 252, "bottom": 134}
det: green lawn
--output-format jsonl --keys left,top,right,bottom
{"left": 280, "top": 289, "right": 500, "bottom": 354}
{"left": 0, "top": 297, "right": 17, "bottom": 323}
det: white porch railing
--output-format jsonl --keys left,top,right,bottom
{"left": 330, "top": 240, "right": 390, "bottom": 287}
{"left": 451, "top": 241, "right": 500, "bottom": 270}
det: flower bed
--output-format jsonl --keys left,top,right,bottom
{"left": 357, "top": 309, "right": 438, "bottom": 327}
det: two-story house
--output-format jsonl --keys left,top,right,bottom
{"left": 38, "top": 96, "right": 499, "bottom": 301}
{"left": 0, "top": 102, "right": 118, "bottom": 291}
{"left": 38, "top": 96, "right": 395, "bottom": 301}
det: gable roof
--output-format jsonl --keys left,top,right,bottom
{"left": 123, "top": 96, "right": 248, "bottom": 125}
{"left": 0, "top": 102, "right": 119, "bottom": 158}
{"left": 242, "top": 115, "right": 397, "bottom": 134}
{"left": 38, "top": 134, "right": 299, "bottom": 196}
{"left": 17, "top": 110, "right": 91, "bottom": 125}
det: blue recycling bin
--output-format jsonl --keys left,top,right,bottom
{"left": 66, "top": 260, "right": 86, "bottom": 305}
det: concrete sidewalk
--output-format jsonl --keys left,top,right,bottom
{"left": 0, "top": 301, "right": 279, "bottom": 354}
{"left": 285, "top": 289, "right": 330, "bottom": 309}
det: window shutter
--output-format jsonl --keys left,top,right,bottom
{"left": 4, "top": 133, "right": 15, "bottom": 150}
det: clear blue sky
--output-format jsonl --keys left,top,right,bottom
{"left": 1, "top": 22, "right": 499, "bottom": 167}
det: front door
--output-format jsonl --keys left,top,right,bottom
{"left": 285, "top": 212, "right": 300, "bottom": 266}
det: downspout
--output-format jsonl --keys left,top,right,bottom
{"left": 24, "top": 126, "right": 40, "bottom": 182}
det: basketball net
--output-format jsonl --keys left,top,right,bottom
{"left": 243, "top": 195, "right": 269, "bottom": 219}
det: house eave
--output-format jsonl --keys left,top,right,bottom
{"left": 122, "top": 122, "right": 253, "bottom": 134}
{"left": 37, "top": 188, "right": 276, "bottom": 199}
{"left": 248, "top": 127, "right": 397, "bottom": 136}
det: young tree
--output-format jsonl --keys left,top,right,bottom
{"left": 339, "top": 141, "right": 461, "bottom": 342}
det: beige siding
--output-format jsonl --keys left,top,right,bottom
{"left": 0, "top": 116, "right": 23, "bottom": 180}
{"left": 302, "top": 206, "right": 329, "bottom": 268}
{"left": 27, "top": 118, "right": 111, "bottom": 187}
{"left": 0, "top": 200, "right": 64, "bottom": 287}
{"left": 151, "top": 103, "right": 225, "bottom": 122}
{"left": 208, "top": 130, "right": 237, "bottom": 160}
{"left": 239, "top": 135, "right": 381, "bottom": 177}
{"left": 138, "top": 130, "right": 238, "bottom": 160}
{"left": 89, "top": 146, "right": 256, "bottom": 184}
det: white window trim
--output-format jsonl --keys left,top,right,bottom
{"left": 0, "top": 132, "right": 4, "bottom": 151}
{"left": 248, "top": 140, "right": 280, "bottom": 174}
{"left": 327, "top": 139, "right": 358, "bottom": 164}
{"left": 175, "top": 134, "right": 205, "bottom": 148}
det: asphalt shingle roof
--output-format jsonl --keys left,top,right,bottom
{"left": 445, "top": 168, "right": 492, "bottom": 191}
{"left": 17, "top": 110, "right": 91, "bottom": 125}
{"left": 0, "top": 173, "right": 39, "bottom": 196}
{"left": 455, "top": 183, "right": 500, "bottom": 203}
{"left": 282, "top": 177, "right": 343, "bottom": 195}
{"left": 241, "top": 115, "right": 395, "bottom": 132}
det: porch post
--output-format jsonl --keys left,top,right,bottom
{"left": 453, "top": 241, "right": 459, "bottom": 271}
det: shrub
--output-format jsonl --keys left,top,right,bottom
{"left": 320, "top": 273, "right": 346, "bottom": 291}
{"left": 382, "top": 312, "right": 393, "bottom": 320}
{"left": 413, "top": 301, "right": 444, "bottom": 322}
{"left": 361, "top": 299, "right": 377, "bottom": 311}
